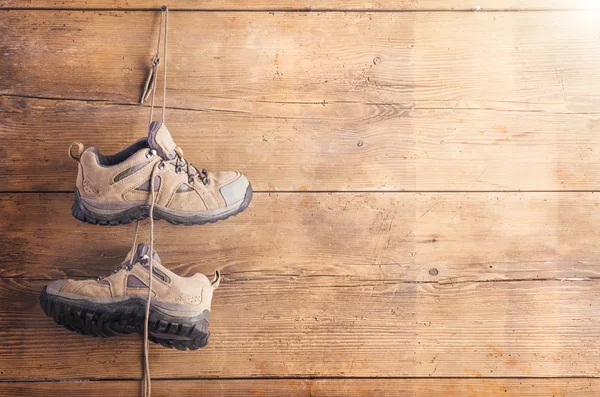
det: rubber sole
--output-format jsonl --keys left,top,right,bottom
{"left": 72, "top": 183, "right": 253, "bottom": 226}
{"left": 39, "top": 287, "right": 210, "bottom": 350}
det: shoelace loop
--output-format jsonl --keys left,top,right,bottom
{"left": 173, "top": 147, "right": 209, "bottom": 185}
{"left": 146, "top": 147, "right": 209, "bottom": 185}
{"left": 97, "top": 260, "right": 136, "bottom": 281}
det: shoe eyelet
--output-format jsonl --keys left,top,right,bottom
{"left": 202, "top": 177, "right": 209, "bottom": 185}
{"left": 146, "top": 149, "right": 157, "bottom": 159}
{"left": 158, "top": 162, "right": 165, "bottom": 170}
{"left": 201, "top": 168, "right": 207, "bottom": 175}
{"left": 176, "top": 167, "right": 182, "bottom": 174}
{"left": 188, "top": 176, "right": 195, "bottom": 185}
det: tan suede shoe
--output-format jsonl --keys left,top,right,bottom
{"left": 40, "top": 243, "right": 220, "bottom": 350}
{"left": 69, "top": 121, "right": 252, "bottom": 226}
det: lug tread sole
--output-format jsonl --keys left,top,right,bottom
{"left": 39, "top": 287, "right": 210, "bottom": 351}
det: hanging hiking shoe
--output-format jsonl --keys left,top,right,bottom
{"left": 39, "top": 243, "right": 220, "bottom": 350}
{"left": 69, "top": 121, "right": 252, "bottom": 226}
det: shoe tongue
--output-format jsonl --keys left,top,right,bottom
{"left": 128, "top": 243, "right": 162, "bottom": 267}
{"left": 148, "top": 121, "right": 177, "bottom": 160}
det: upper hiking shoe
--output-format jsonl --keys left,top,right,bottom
{"left": 39, "top": 243, "right": 220, "bottom": 350}
{"left": 69, "top": 121, "right": 252, "bottom": 226}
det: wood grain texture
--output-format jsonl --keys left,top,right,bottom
{"left": 1, "top": 3, "right": 598, "bottom": 390}
{"left": 2, "top": 96, "right": 600, "bottom": 191}
{"left": 1, "top": 11, "right": 599, "bottom": 113}
{"left": 1, "top": 379, "right": 599, "bottom": 397}
{"left": 1, "top": 277, "right": 599, "bottom": 379}
{"left": 1, "top": 0, "right": 598, "bottom": 10}
{"left": 2, "top": 192, "right": 600, "bottom": 281}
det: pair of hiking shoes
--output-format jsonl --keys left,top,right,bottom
{"left": 38, "top": 7, "right": 243, "bottom": 396}
{"left": 39, "top": 121, "right": 252, "bottom": 351}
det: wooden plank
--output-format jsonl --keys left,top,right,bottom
{"left": 1, "top": 379, "right": 599, "bottom": 396}
{"left": 1, "top": 277, "right": 599, "bottom": 379}
{"left": 0, "top": 0, "right": 598, "bottom": 11}
{"left": 2, "top": 192, "right": 600, "bottom": 281}
{"left": 2, "top": 97, "right": 600, "bottom": 191}
{"left": 1, "top": 11, "right": 599, "bottom": 113}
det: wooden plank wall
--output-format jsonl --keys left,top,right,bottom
{"left": 1, "top": 1, "right": 599, "bottom": 396}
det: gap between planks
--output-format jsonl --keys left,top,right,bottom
{"left": 2, "top": 378, "right": 599, "bottom": 397}
{"left": 3, "top": 94, "right": 599, "bottom": 116}
{"left": 3, "top": 275, "right": 599, "bottom": 284}
{"left": 1, "top": 376, "right": 600, "bottom": 382}
{"left": 3, "top": 8, "right": 600, "bottom": 12}
{"left": 4, "top": 191, "right": 600, "bottom": 194}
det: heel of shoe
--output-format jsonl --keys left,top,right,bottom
{"left": 39, "top": 287, "right": 131, "bottom": 338}
{"left": 71, "top": 187, "right": 105, "bottom": 225}
{"left": 71, "top": 187, "right": 147, "bottom": 226}
{"left": 71, "top": 188, "right": 88, "bottom": 223}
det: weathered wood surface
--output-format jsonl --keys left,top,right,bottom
{"left": 1, "top": 1, "right": 599, "bottom": 392}
{"left": 2, "top": 192, "right": 600, "bottom": 280}
{"left": 2, "top": 11, "right": 599, "bottom": 113}
{"left": 1, "top": 379, "right": 599, "bottom": 397}
{"left": 2, "top": 96, "right": 600, "bottom": 191}
{"left": 1, "top": 277, "right": 599, "bottom": 379}
{"left": 0, "top": 0, "right": 597, "bottom": 10}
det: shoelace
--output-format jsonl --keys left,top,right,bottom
{"left": 147, "top": 146, "right": 209, "bottom": 185}
{"left": 173, "top": 147, "right": 209, "bottom": 185}
{"left": 141, "top": 4, "right": 208, "bottom": 189}
{"left": 136, "top": 7, "right": 210, "bottom": 395}
{"left": 96, "top": 261, "right": 133, "bottom": 281}
{"left": 137, "top": 6, "right": 169, "bottom": 397}
{"left": 141, "top": 6, "right": 168, "bottom": 125}
{"left": 128, "top": 159, "right": 160, "bottom": 397}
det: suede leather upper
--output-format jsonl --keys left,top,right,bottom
{"left": 74, "top": 123, "right": 249, "bottom": 212}
{"left": 54, "top": 244, "right": 218, "bottom": 310}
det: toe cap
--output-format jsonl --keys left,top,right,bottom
{"left": 220, "top": 173, "right": 250, "bottom": 207}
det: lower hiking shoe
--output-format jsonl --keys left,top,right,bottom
{"left": 39, "top": 244, "right": 220, "bottom": 350}
{"left": 69, "top": 121, "right": 252, "bottom": 226}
